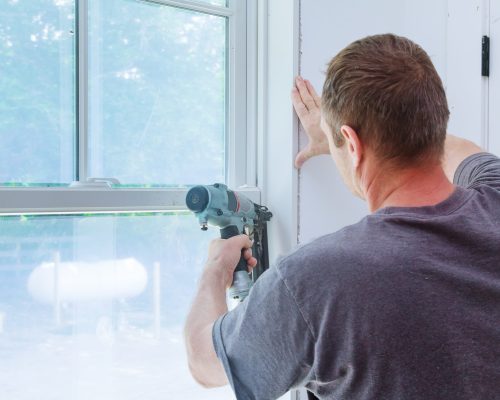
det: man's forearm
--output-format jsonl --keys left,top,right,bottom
{"left": 443, "top": 134, "right": 483, "bottom": 183}
{"left": 184, "top": 267, "right": 229, "bottom": 388}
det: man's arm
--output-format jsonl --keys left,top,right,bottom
{"left": 442, "top": 134, "right": 483, "bottom": 183}
{"left": 184, "top": 235, "right": 256, "bottom": 388}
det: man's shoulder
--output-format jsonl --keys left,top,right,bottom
{"left": 275, "top": 216, "right": 380, "bottom": 284}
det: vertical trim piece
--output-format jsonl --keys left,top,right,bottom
{"left": 296, "top": 0, "right": 302, "bottom": 247}
{"left": 265, "top": 0, "right": 299, "bottom": 260}
{"left": 77, "top": 0, "right": 89, "bottom": 181}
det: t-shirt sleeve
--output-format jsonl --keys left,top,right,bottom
{"left": 453, "top": 152, "right": 500, "bottom": 191}
{"left": 212, "top": 265, "right": 315, "bottom": 400}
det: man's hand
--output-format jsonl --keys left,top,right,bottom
{"left": 184, "top": 234, "right": 257, "bottom": 388}
{"left": 291, "top": 76, "right": 330, "bottom": 168}
{"left": 205, "top": 235, "right": 257, "bottom": 288}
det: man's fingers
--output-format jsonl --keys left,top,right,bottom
{"left": 243, "top": 247, "right": 253, "bottom": 260}
{"left": 305, "top": 79, "right": 321, "bottom": 107}
{"left": 295, "top": 76, "right": 316, "bottom": 112}
{"left": 248, "top": 257, "right": 257, "bottom": 268}
{"left": 227, "top": 234, "right": 253, "bottom": 250}
{"left": 291, "top": 88, "right": 308, "bottom": 120}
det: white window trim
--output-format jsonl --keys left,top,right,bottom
{"left": 0, "top": 0, "right": 258, "bottom": 215}
{"left": 258, "top": 1, "right": 302, "bottom": 399}
{"left": 259, "top": 0, "right": 299, "bottom": 260}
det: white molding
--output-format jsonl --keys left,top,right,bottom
{"left": 263, "top": 0, "right": 300, "bottom": 260}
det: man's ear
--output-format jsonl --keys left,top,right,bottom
{"left": 340, "top": 125, "right": 363, "bottom": 168}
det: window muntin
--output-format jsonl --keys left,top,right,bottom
{"left": 0, "top": 0, "right": 76, "bottom": 185}
{"left": 0, "top": 213, "right": 234, "bottom": 399}
{"left": 88, "top": 0, "right": 226, "bottom": 186}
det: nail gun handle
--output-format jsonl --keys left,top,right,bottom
{"left": 219, "top": 225, "right": 248, "bottom": 272}
{"left": 220, "top": 225, "right": 253, "bottom": 301}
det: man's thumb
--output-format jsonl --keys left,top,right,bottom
{"left": 295, "top": 149, "right": 312, "bottom": 169}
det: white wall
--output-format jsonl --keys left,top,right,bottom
{"left": 298, "top": 0, "right": 492, "bottom": 244}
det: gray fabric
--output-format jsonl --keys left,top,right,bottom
{"left": 213, "top": 152, "right": 500, "bottom": 400}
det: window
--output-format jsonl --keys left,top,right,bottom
{"left": 0, "top": 0, "right": 258, "bottom": 398}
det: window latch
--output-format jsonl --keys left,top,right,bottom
{"left": 482, "top": 35, "right": 490, "bottom": 77}
{"left": 69, "top": 177, "right": 121, "bottom": 189}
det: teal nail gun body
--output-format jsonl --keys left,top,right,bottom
{"left": 186, "top": 183, "right": 273, "bottom": 302}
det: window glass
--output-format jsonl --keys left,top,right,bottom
{"left": 0, "top": 0, "right": 76, "bottom": 184}
{"left": 88, "top": 0, "right": 226, "bottom": 186}
{"left": 0, "top": 213, "right": 234, "bottom": 399}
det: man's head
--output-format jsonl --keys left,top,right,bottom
{"left": 321, "top": 34, "right": 449, "bottom": 197}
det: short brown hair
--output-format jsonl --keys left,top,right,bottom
{"left": 322, "top": 34, "right": 449, "bottom": 166}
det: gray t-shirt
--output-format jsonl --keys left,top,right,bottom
{"left": 213, "top": 153, "right": 500, "bottom": 400}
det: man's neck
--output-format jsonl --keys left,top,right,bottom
{"left": 364, "top": 162, "right": 456, "bottom": 213}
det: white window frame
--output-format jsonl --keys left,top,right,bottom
{"left": 0, "top": 0, "right": 260, "bottom": 215}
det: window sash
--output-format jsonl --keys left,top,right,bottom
{"left": 1, "top": 0, "right": 257, "bottom": 215}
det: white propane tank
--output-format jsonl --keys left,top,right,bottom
{"left": 27, "top": 258, "right": 148, "bottom": 304}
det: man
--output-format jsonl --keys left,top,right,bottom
{"left": 184, "top": 34, "right": 500, "bottom": 399}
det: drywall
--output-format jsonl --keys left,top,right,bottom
{"left": 298, "top": 0, "right": 490, "bottom": 244}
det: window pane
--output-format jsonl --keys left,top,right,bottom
{"left": 0, "top": 0, "right": 76, "bottom": 184}
{"left": 0, "top": 213, "right": 234, "bottom": 399}
{"left": 88, "top": 0, "right": 226, "bottom": 186}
